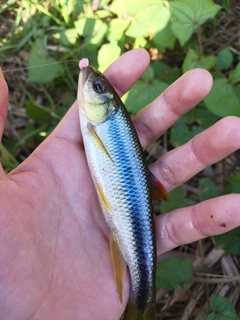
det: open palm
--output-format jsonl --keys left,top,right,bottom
{"left": 0, "top": 49, "right": 240, "bottom": 320}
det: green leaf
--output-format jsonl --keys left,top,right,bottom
{"left": 156, "top": 258, "right": 193, "bottom": 290}
{"left": 199, "top": 178, "right": 221, "bottom": 201}
{"left": 107, "top": 18, "right": 130, "bottom": 42}
{"left": 122, "top": 80, "right": 168, "bottom": 114}
{"left": 170, "top": 117, "right": 203, "bottom": 147}
{"left": 97, "top": 42, "right": 121, "bottom": 72}
{"left": 126, "top": 4, "right": 170, "bottom": 38}
{"left": 224, "top": 171, "right": 240, "bottom": 194}
{"left": 204, "top": 78, "right": 240, "bottom": 117}
{"left": 207, "top": 294, "right": 239, "bottom": 320}
{"left": 214, "top": 227, "right": 240, "bottom": 255}
{"left": 186, "top": 107, "right": 220, "bottom": 129}
{"left": 229, "top": 62, "right": 240, "bottom": 84}
{"left": 52, "top": 28, "right": 78, "bottom": 46}
{"left": 160, "top": 187, "right": 195, "bottom": 214}
{"left": 151, "top": 61, "right": 182, "bottom": 84}
{"left": 215, "top": 47, "right": 233, "bottom": 70}
{"left": 75, "top": 17, "right": 108, "bottom": 48}
{"left": 141, "top": 66, "right": 154, "bottom": 81}
{"left": 26, "top": 100, "right": 61, "bottom": 123}
{"left": 170, "top": 0, "right": 221, "bottom": 46}
{"left": 182, "top": 48, "right": 218, "bottom": 72}
{"left": 132, "top": 36, "right": 147, "bottom": 49}
{"left": 28, "top": 38, "right": 64, "bottom": 84}
{"left": 110, "top": 0, "right": 162, "bottom": 17}
{"left": 152, "top": 22, "right": 176, "bottom": 51}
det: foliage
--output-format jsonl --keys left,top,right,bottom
{"left": 156, "top": 257, "right": 193, "bottom": 290}
{"left": 160, "top": 186, "right": 195, "bottom": 214}
{"left": 206, "top": 295, "right": 239, "bottom": 320}
{"left": 214, "top": 227, "right": 240, "bottom": 255}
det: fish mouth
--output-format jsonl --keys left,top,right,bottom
{"left": 79, "top": 66, "right": 93, "bottom": 86}
{"left": 78, "top": 66, "right": 94, "bottom": 114}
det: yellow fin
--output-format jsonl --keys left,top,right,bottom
{"left": 96, "top": 182, "right": 111, "bottom": 211}
{"left": 88, "top": 123, "right": 113, "bottom": 162}
{"left": 110, "top": 233, "right": 125, "bottom": 303}
{"left": 121, "top": 300, "right": 154, "bottom": 320}
{"left": 149, "top": 170, "right": 168, "bottom": 202}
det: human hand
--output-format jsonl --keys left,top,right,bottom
{"left": 0, "top": 49, "right": 239, "bottom": 320}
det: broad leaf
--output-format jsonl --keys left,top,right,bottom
{"left": 110, "top": 0, "right": 162, "bottom": 17}
{"left": 156, "top": 258, "right": 193, "bottom": 290}
{"left": 122, "top": 80, "right": 168, "bottom": 114}
{"left": 224, "top": 171, "right": 240, "bottom": 194}
{"left": 183, "top": 48, "right": 218, "bottom": 72}
{"left": 170, "top": 0, "right": 221, "bottom": 46}
{"left": 204, "top": 78, "right": 240, "bottom": 117}
{"left": 199, "top": 178, "right": 221, "bottom": 201}
{"left": 126, "top": 4, "right": 170, "bottom": 38}
{"left": 160, "top": 187, "right": 195, "bottom": 214}
{"left": 187, "top": 107, "right": 219, "bottom": 129}
{"left": 152, "top": 22, "right": 176, "bottom": 51}
{"left": 26, "top": 100, "right": 60, "bottom": 123}
{"left": 75, "top": 18, "right": 108, "bottom": 48}
{"left": 97, "top": 42, "right": 121, "bottom": 72}
{"left": 151, "top": 61, "right": 182, "bottom": 84}
{"left": 215, "top": 47, "right": 233, "bottom": 70}
{"left": 107, "top": 18, "right": 130, "bottom": 42}
{"left": 28, "top": 38, "right": 64, "bottom": 84}
{"left": 214, "top": 227, "right": 240, "bottom": 255}
{"left": 170, "top": 117, "right": 203, "bottom": 147}
{"left": 52, "top": 28, "right": 78, "bottom": 46}
{"left": 207, "top": 295, "right": 239, "bottom": 320}
{"left": 229, "top": 62, "right": 240, "bottom": 84}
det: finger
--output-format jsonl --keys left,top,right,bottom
{"left": 0, "top": 68, "right": 9, "bottom": 140}
{"left": 150, "top": 116, "right": 240, "bottom": 191}
{"left": 51, "top": 49, "right": 150, "bottom": 143}
{"left": 104, "top": 48, "right": 150, "bottom": 96}
{"left": 133, "top": 69, "right": 213, "bottom": 149}
{"left": 156, "top": 194, "right": 240, "bottom": 255}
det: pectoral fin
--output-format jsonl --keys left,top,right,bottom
{"left": 88, "top": 123, "right": 113, "bottom": 162}
{"left": 96, "top": 182, "right": 111, "bottom": 212}
{"left": 149, "top": 170, "right": 168, "bottom": 202}
{"left": 110, "top": 233, "right": 125, "bottom": 303}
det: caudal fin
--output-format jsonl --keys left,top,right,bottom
{"left": 121, "top": 300, "right": 154, "bottom": 320}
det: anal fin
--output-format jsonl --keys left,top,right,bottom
{"left": 110, "top": 233, "right": 125, "bottom": 303}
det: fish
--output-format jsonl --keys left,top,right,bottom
{"left": 77, "top": 58, "right": 168, "bottom": 320}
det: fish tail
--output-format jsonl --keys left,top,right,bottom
{"left": 122, "top": 300, "right": 154, "bottom": 320}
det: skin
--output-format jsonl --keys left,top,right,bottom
{"left": 0, "top": 49, "right": 239, "bottom": 320}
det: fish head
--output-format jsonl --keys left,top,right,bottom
{"left": 78, "top": 65, "right": 117, "bottom": 123}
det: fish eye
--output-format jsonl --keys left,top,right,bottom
{"left": 93, "top": 79, "right": 108, "bottom": 94}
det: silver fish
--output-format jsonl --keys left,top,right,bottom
{"left": 77, "top": 59, "right": 167, "bottom": 320}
